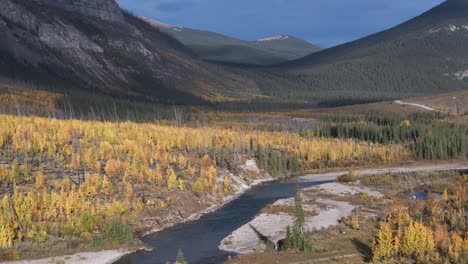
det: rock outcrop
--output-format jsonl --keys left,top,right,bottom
{"left": 0, "top": 0, "right": 260, "bottom": 103}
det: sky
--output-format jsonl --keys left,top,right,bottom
{"left": 116, "top": 0, "right": 445, "bottom": 48}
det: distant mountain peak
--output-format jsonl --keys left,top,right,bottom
{"left": 257, "top": 35, "right": 290, "bottom": 42}
{"left": 137, "top": 17, "right": 320, "bottom": 65}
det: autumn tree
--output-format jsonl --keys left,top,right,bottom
{"left": 166, "top": 167, "right": 177, "bottom": 189}
{"left": 35, "top": 171, "right": 46, "bottom": 189}
{"left": 223, "top": 176, "right": 231, "bottom": 194}
{"left": 372, "top": 222, "right": 395, "bottom": 261}
{"left": 105, "top": 159, "right": 123, "bottom": 177}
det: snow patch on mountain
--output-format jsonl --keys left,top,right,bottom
{"left": 138, "top": 16, "right": 176, "bottom": 29}
{"left": 429, "top": 24, "right": 468, "bottom": 34}
{"left": 257, "top": 35, "right": 290, "bottom": 42}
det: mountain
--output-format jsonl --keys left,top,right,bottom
{"left": 139, "top": 17, "right": 320, "bottom": 66}
{"left": 255, "top": 0, "right": 468, "bottom": 105}
{"left": 2, "top": 0, "right": 466, "bottom": 108}
{"left": 0, "top": 0, "right": 261, "bottom": 104}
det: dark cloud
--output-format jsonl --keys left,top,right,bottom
{"left": 156, "top": 1, "right": 193, "bottom": 13}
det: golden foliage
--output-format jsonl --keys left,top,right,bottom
{"left": 372, "top": 222, "right": 394, "bottom": 261}
{"left": 105, "top": 159, "right": 123, "bottom": 177}
{"left": 0, "top": 113, "right": 412, "bottom": 249}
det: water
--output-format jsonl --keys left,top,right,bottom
{"left": 115, "top": 180, "right": 329, "bottom": 264}
{"left": 408, "top": 191, "right": 428, "bottom": 200}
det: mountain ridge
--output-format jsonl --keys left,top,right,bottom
{"left": 139, "top": 16, "right": 321, "bottom": 66}
{"left": 0, "top": 0, "right": 261, "bottom": 103}
{"left": 249, "top": 0, "right": 468, "bottom": 105}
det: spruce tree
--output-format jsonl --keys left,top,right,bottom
{"left": 293, "top": 183, "right": 305, "bottom": 231}
{"left": 282, "top": 183, "right": 312, "bottom": 252}
{"left": 176, "top": 249, "right": 187, "bottom": 264}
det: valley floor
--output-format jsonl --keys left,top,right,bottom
{"left": 2, "top": 161, "right": 466, "bottom": 264}
{"left": 226, "top": 163, "right": 468, "bottom": 264}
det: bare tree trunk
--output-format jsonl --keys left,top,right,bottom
{"left": 8, "top": 193, "right": 23, "bottom": 232}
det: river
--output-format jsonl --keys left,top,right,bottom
{"left": 114, "top": 180, "right": 330, "bottom": 264}
{"left": 115, "top": 163, "right": 468, "bottom": 264}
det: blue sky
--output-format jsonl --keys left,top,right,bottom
{"left": 116, "top": 0, "right": 445, "bottom": 47}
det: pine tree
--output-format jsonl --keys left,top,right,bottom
{"left": 283, "top": 225, "right": 292, "bottom": 250}
{"left": 176, "top": 249, "right": 187, "bottom": 264}
{"left": 293, "top": 183, "right": 305, "bottom": 231}
{"left": 282, "top": 183, "right": 311, "bottom": 252}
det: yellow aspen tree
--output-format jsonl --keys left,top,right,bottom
{"left": 154, "top": 165, "right": 164, "bottom": 186}
{"left": 223, "top": 176, "right": 231, "bottom": 194}
{"left": 395, "top": 208, "right": 412, "bottom": 228}
{"left": 99, "top": 141, "right": 113, "bottom": 160}
{"left": 394, "top": 228, "right": 402, "bottom": 253}
{"left": 423, "top": 228, "right": 435, "bottom": 261}
{"left": 350, "top": 212, "right": 360, "bottom": 230}
{"left": 187, "top": 163, "right": 196, "bottom": 178}
{"left": 402, "top": 221, "right": 435, "bottom": 260}
{"left": 201, "top": 154, "right": 211, "bottom": 171}
{"left": 166, "top": 167, "right": 177, "bottom": 189}
{"left": 101, "top": 175, "right": 113, "bottom": 197}
{"left": 47, "top": 138, "right": 56, "bottom": 158}
{"left": 64, "top": 187, "right": 77, "bottom": 219}
{"left": 0, "top": 220, "right": 15, "bottom": 247}
{"left": 124, "top": 181, "right": 134, "bottom": 203}
{"left": 400, "top": 220, "right": 417, "bottom": 257}
{"left": 434, "top": 224, "right": 450, "bottom": 255}
{"left": 442, "top": 188, "right": 448, "bottom": 202}
{"left": 104, "top": 159, "right": 122, "bottom": 177}
{"left": 177, "top": 153, "right": 187, "bottom": 168}
{"left": 372, "top": 222, "right": 395, "bottom": 261}
{"left": 206, "top": 165, "right": 217, "bottom": 191}
{"left": 178, "top": 179, "right": 185, "bottom": 191}
{"left": 70, "top": 152, "right": 81, "bottom": 170}
{"left": 84, "top": 148, "right": 97, "bottom": 169}
{"left": 0, "top": 166, "right": 9, "bottom": 182}
{"left": 35, "top": 171, "right": 46, "bottom": 189}
{"left": 448, "top": 231, "right": 463, "bottom": 262}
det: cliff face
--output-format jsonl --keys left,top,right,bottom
{"left": 0, "top": 0, "right": 259, "bottom": 103}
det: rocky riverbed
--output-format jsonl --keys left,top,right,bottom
{"left": 219, "top": 182, "right": 385, "bottom": 254}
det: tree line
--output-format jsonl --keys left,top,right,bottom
{"left": 305, "top": 112, "right": 467, "bottom": 160}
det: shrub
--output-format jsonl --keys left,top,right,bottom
{"left": 191, "top": 180, "right": 205, "bottom": 196}
{"left": 34, "top": 228, "right": 48, "bottom": 243}
{"left": 361, "top": 173, "right": 396, "bottom": 186}
{"left": 337, "top": 171, "right": 358, "bottom": 183}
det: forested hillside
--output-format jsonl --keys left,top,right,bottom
{"left": 139, "top": 17, "right": 320, "bottom": 66}
{"left": 1, "top": 0, "right": 468, "bottom": 107}
{"left": 242, "top": 0, "right": 468, "bottom": 106}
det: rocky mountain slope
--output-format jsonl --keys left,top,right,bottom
{"left": 139, "top": 17, "right": 320, "bottom": 66}
{"left": 0, "top": 0, "right": 260, "bottom": 103}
